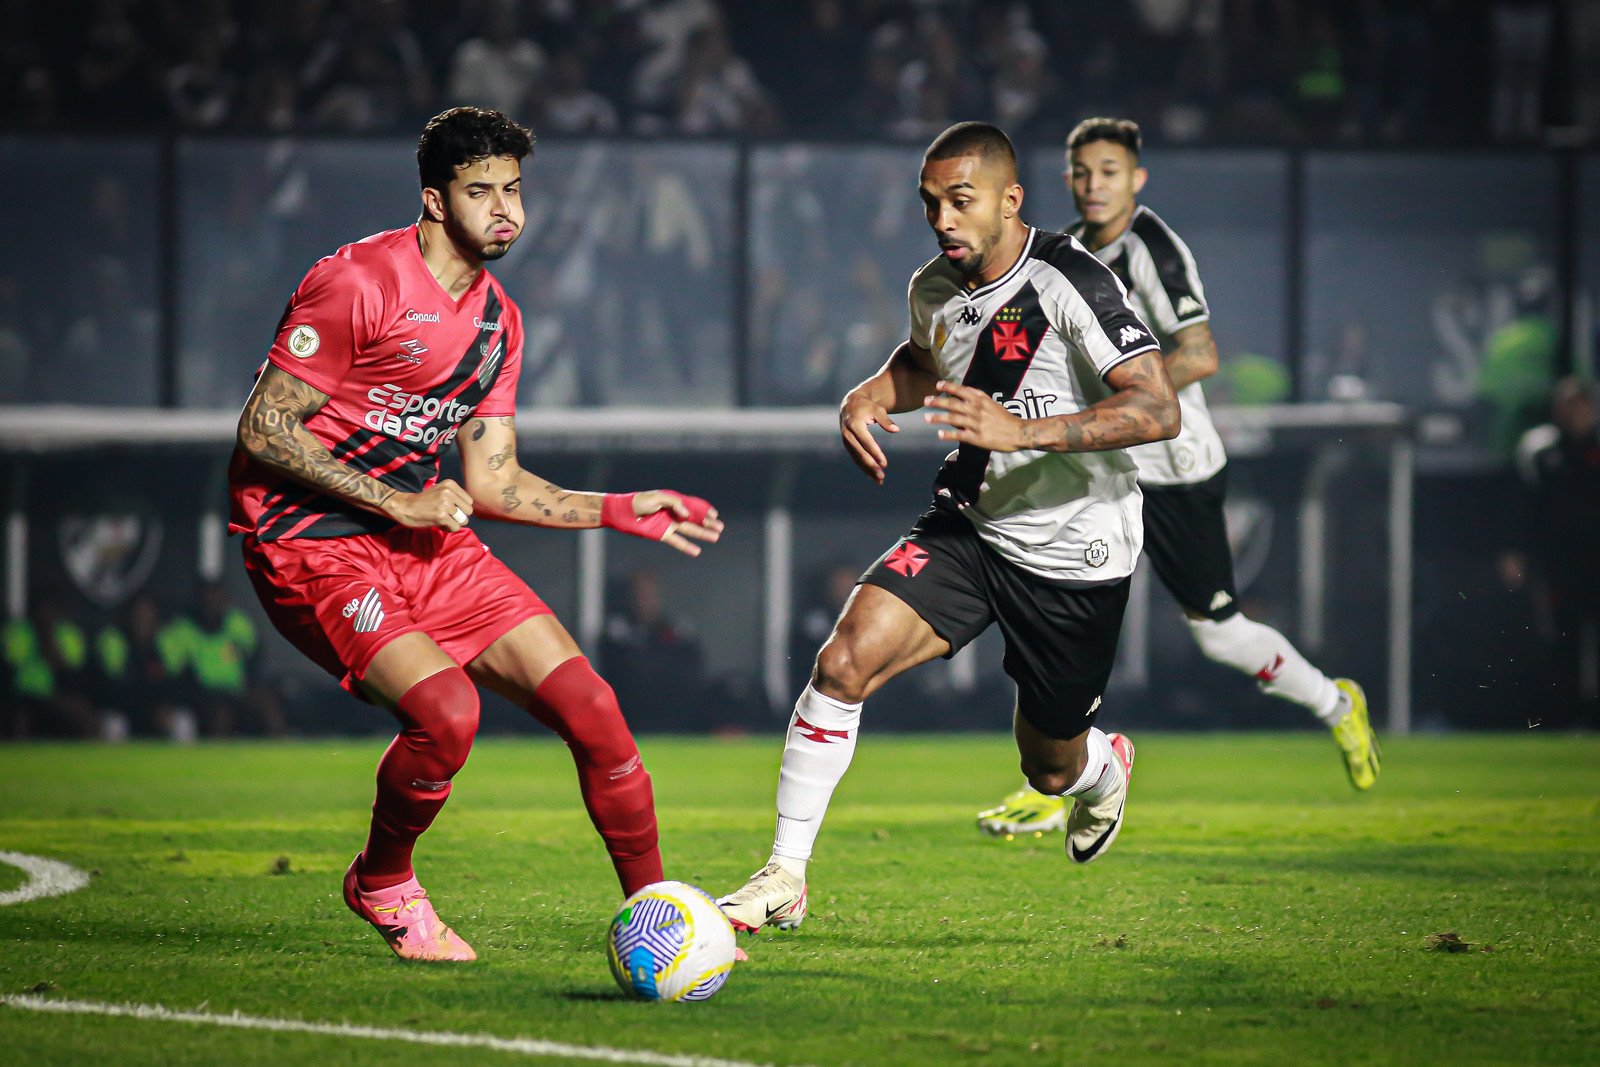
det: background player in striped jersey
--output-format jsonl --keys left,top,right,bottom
{"left": 230, "top": 108, "right": 724, "bottom": 961}
{"left": 977, "top": 118, "right": 1380, "bottom": 840}
{"left": 718, "top": 122, "right": 1180, "bottom": 932}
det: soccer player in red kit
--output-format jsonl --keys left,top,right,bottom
{"left": 230, "top": 107, "right": 724, "bottom": 962}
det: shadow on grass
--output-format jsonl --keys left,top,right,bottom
{"left": 559, "top": 989, "right": 633, "bottom": 1002}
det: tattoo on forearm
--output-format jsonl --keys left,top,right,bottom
{"left": 239, "top": 368, "right": 395, "bottom": 514}
{"left": 500, "top": 484, "right": 521, "bottom": 512}
{"left": 487, "top": 451, "right": 510, "bottom": 470}
{"left": 1031, "top": 354, "right": 1177, "bottom": 453}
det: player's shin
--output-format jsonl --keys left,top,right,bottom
{"left": 529, "top": 657, "right": 663, "bottom": 896}
{"left": 1187, "top": 614, "right": 1342, "bottom": 722}
{"left": 359, "top": 667, "right": 481, "bottom": 891}
{"left": 772, "top": 684, "right": 863, "bottom": 875}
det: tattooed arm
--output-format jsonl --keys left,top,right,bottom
{"left": 1163, "top": 321, "right": 1219, "bottom": 391}
{"left": 457, "top": 416, "right": 725, "bottom": 554}
{"left": 456, "top": 415, "right": 600, "bottom": 527}
{"left": 236, "top": 365, "right": 474, "bottom": 530}
{"left": 923, "top": 349, "right": 1179, "bottom": 453}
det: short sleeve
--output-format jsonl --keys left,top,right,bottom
{"left": 1041, "top": 237, "right": 1161, "bottom": 378}
{"left": 1130, "top": 211, "right": 1209, "bottom": 334}
{"left": 265, "top": 257, "right": 383, "bottom": 395}
{"left": 908, "top": 275, "right": 936, "bottom": 350}
{"left": 475, "top": 296, "right": 522, "bottom": 418}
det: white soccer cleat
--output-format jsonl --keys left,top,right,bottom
{"left": 1066, "top": 733, "right": 1135, "bottom": 865}
{"left": 716, "top": 861, "right": 807, "bottom": 933}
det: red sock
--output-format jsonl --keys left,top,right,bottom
{"left": 357, "top": 667, "right": 480, "bottom": 892}
{"left": 530, "top": 657, "right": 662, "bottom": 896}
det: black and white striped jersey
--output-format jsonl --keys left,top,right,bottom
{"left": 908, "top": 226, "right": 1161, "bottom": 583}
{"left": 1069, "top": 205, "right": 1224, "bottom": 486}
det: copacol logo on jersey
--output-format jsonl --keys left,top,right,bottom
{"left": 286, "top": 324, "right": 320, "bottom": 358}
{"left": 363, "top": 384, "right": 475, "bottom": 446}
{"left": 58, "top": 511, "right": 164, "bottom": 609}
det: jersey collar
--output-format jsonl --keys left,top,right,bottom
{"left": 963, "top": 226, "right": 1037, "bottom": 302}
{"left": 405, "top": 223, "right": 489, "bottom": 311}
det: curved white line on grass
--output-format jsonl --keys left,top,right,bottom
{"left": 0, "top": 995, "right": 800, "bottom": 1067}
{"left": 0, "top": 851, "right": 90, "bottom": 906}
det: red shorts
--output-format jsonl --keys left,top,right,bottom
{"left": 241, "top": 525, "right": 552, "bottom": 694}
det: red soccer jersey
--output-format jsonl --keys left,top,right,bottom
{"left": 229, "top": 225, "right": 524, "bottom": 542}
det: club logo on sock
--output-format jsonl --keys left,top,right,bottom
{"left": 795, "top": 714, "right": 851, "bottom": 744}
{"left": 609, "top": 754, "right": 642, "bottom": 779}
{"left": 884, "top": 540, "right": 930, "bottom": 578}
{"left": 1256, "top": 653, "right": 1284, "bottom": 682}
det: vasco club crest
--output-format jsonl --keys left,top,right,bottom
{"left": 58, "top": 512, "right": 165, "bottom": 609}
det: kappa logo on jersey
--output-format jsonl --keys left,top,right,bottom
{"left": 1209, "top": 590, "right": 1234, "bottom": 612}
{"left": 794, "top": 714, "right": 851, "bottom": 744}
{"left": 883, "top": 540, "right": 931, "bottom": 578}
{"left": 957, "top": 304, "right": 982, "bottom": 326}
{"left": 1085, "top": 539, "right": 1109, "bottom": 568}
{"left": 286, "top": 324, "right": 320, "bottom": 358}
{"left": 1176, "top": 295, "right": 1204, "bottom": 317}
{"left": 1118, "top": 325, "right": 1147, "bottom": 347}
{"left": 991, "top": 305, "right": 1032, "bottom": 361}
{"left": 348, "top": 587, "right": 385, "bottom": 633}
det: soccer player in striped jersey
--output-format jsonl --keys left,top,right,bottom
{"left": 977, "top": 118, "right": 1379, "bottom": 839}
{"left": 230, "top": 108, "right": 724, "bottom": 961}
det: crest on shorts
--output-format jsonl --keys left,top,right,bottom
{"left": 884, "top": 540, "right": 930, "bottom": 578}
{"left": 58, "top": 512, "right": 164, "bottom": 609}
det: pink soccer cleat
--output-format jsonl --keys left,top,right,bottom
{"left": 342, "top": 857, "right": 477, "bottom": 961}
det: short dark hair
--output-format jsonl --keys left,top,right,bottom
{"left": 416, "top": 107, "right": 534, "bottom": 193}
{"left": 1067, "top": 117, "right": 1142, "bottom": 158}
{"left": 924, "top": 121, "right": 1017, "bottom": 179}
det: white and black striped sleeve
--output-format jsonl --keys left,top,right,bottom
{"left": 1129, "top": 208, "right": 1209, "bottom": 333}
{"left": 1033, "top": 232, "right": 1162, "bottom": 378}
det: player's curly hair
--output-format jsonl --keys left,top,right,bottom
{"left": 416, "top": 107, "right": 534, "bottom": 193}
{"left": 1067, "top": 117, "right": 1142, "bottom": 158}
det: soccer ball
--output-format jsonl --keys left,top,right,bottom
{"left": 607, "top": 880, "right": 737, "bottom": 1002}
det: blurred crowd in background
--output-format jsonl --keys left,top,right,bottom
{"left": 3, "top": 0, "right": 1598, "bottom": 146}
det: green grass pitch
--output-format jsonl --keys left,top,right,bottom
{"left": 1, "top": 733, "right": 1597, "bottom": 1066}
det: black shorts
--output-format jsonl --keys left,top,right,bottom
{"left": 1140, "top": 467, "right": 1240, "bottom": 621}
{"left": 859, "top": 507, "right": 1129, "bottom": 740}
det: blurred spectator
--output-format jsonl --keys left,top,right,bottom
{"left": 676, "top": 21, "right": 777, "bottom": 134}
{"left": 630, "top": 0, "right": 720, "bottom": 131}
{"left": 3, "top": 595, "right": 99, "bottom": 739}
{"left": 789, "top": 562, "right": 857, "bottom": 694}
{"left": 169, "top": 581, "right": 285, "bottom": 737}
{"left": 1515, "top": 378, "right": 1600, "bottom": 727}
{"left": 305, "top": 0, "right": 433, "bottom": 132}
{"left": 53, "top": 256, "right": 158, "bottom": 405}
{"left": 1490, "top": 1, "right": 1555, "bottom": 141}
{"left": 539, "top": 50, "right": 620, "bottom": 134}
{"left": 91, "top": 593, "right": 188, "bottom": 738}
{"left": 0, "top": 274, "right": 32, "bottom": 404}
{"left": 447, "top": 0, "right": 548, "bottom": 116}
{"left": 0, "top": 0, "right": 62, "bottom": 128}
{"left": 166, "top": 25, "right": 238, "bottom": 128}
{"left": 601, "top": 569, "right": 706, "bottom": 730}
{"left": 75, "top": 0, "right": 157, "bottom": 125}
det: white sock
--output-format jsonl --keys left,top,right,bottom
{"left": 771, "top": 684, "right": 862, "bottom": 867}
{"left": 1188, "top": 614, "right": 1344, "bottom": 724}
{"left": 1059, "top": 727, "right": 1123, "bottom": 805}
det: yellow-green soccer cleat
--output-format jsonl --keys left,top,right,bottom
{"left": 977, "top": 786, "right": 1068, "bottom": 838}
{"left": 1330, "top": 678, "right": 1381, "bottom": 790}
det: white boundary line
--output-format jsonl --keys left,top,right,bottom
{"left": 0, "top": 851, "right": 90, "bottom": 906}
{"left": 0, "top": 995, "right": 796, "bottom": 1067}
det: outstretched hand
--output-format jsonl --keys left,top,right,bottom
{"left": 924, "top": 380, "right": 1027, "bottom": 452}
{"left": 602, "top": 491, "right": 724, "bottom": 556}
{"left": 839, "top": 391, "right": 899, "bottom": 484}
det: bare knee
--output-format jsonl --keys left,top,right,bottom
{"left": 812, "top": 634, "right": 873, "bottom": 704}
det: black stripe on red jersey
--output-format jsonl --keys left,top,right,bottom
{"left": 255, "top": 291, "right": 512, "bottom": 542}
{"left": 931, "top": 280, "right": 1048, "bottom": 509}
